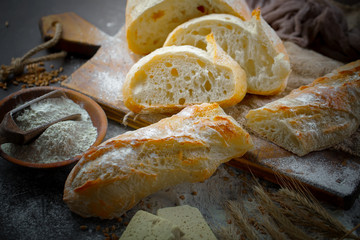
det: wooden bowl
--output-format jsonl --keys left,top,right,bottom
{"left": 0, "top": 86, "right": 108, "bottom": 168}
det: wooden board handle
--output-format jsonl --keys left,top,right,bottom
{"left": 39, "top": 12, "right": 110, "bottom": 56}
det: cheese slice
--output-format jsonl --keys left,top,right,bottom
{"left": 120, "top": 210, "right": 185, "bottom": 240}
{"left": 157, "top": 205, "right": 217, "bottom": 240}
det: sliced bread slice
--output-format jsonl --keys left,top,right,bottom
{"left": 125, "top": 0, "right": 251, "bottom": 55}
{"left": 123, "top": 34, "right": 247, "bottom": 114}
{"left": 164, "top": 10, "right": 291, "bottom": 95}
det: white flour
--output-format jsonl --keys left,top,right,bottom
{"left": 1, "top": 97, "right": 97, "bottom": 164}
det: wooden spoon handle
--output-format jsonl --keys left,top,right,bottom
{"left": 0, "top": 128, "right": 10, "bottom": 144}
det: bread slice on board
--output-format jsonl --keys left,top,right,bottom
{"left": 64, "top": 103, "right": 253, "bottom": 219}
{"left": 164, "top": 10, "right": 291, "bottom": 95}
{"left": 125, "top": 0, "right": 251, "bottom": 55}
{"left": 245, "top": 60, "right": 360, "bottom": 156}
{"left": 123, "top": 34, "right": 247, "bottom": 114}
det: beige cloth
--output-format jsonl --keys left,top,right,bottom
{"left": 246, "top": 0, "right": 360, "bottom": 62}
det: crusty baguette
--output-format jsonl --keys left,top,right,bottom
{"left": 245, "top": 60, "right": 360, "bottom": 156}
{"left": 123, "top": 34, "right": 247, "bottom": 114}
{"left": 125, "top": 0, "right": 251, "bottom": 55}
{"left": 64, "top": 103, "right": 253, "bottom": 219}
{"left": 164, "top": 10, "right": 291, "bottom": 95}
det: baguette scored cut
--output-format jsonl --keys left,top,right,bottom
{"left": 164, "top": 10, "right": 291, "bottom": 95}
{"left": 123, "top": 34, "right": 247, "bottom": 114}
{"left": 125, "top": 0, "right": 251, "bottom": 54}
{"left": 64, "top": 103, "right": 253, "bottom": 219}
{"left": 245, "top": 60, "right": 360, "bottom": 156}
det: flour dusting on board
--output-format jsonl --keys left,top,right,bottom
{"left": 95, "top": 71, "right": 124, "bottom": 103}
{"left": 262, "top": 153, "right": 360, "bottom": 196}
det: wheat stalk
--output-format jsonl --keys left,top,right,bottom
{"left": 216, "top": 226, "right": 241, "bottom": 240}
{"left": 339, "top": 223, "right": 360, "bottom": 240}
{"left": 253, "top": 186, "right": 313, "bottom": 240}
{"left": 260, "top": 214, "right": 288, "bottom": 240}
{"left": 274, "top": 188, "right": 358, "bottom": 239}
{"left": 226, "top": 200, "right": 259, "bottom": 240}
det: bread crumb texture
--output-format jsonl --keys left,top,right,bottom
{"left": 164, "top": 11, "right": 291, "bottom": 95}
{"left": 129, "top": 50, "right": 231, "bottom": 107}
{"left": 157, "top": 205, "right": 217, "bottom": 240}
{"left": 119, "top": 210, "right": 184, "bottom": 239}
{"left": 120, "top": 205, "right": 217, "bottom": 239}
{"left": 123, "top": 37, "right": 247, "bottom": 114}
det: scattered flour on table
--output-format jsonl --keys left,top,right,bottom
{"left": 262, "top": 154, "right": 360, "bottom": 196}
{"left": 1, "top": 97, "right": 97, "bottom": 164}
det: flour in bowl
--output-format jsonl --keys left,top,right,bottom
{"left": 1, "top": 97, "right": 98, "bottom": 164}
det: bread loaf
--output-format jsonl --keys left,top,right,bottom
{"left": 164, "top": 10, "right": 291, "bottom": 95}
{"left": 64, "top": 103, "right": 253, "bottom": 219}
{"left": 125, "top": 0, "right": 251, "bottom": 55}
{"left": 245, "top": 60, "right": 360, "bottom": 156}
{"left": 123, "top": 34, "right": 247, "bottom": 114}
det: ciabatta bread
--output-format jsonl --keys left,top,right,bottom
{"left": 245, "top": 60, "right": 360, "bottom": 156}
{"left": 64, "top": 103, "right": 253, "bottom": 219}
{"left": 123, "top": 34, "right": 247, "bottom": 114}
{"left": 125, "top": 0, "right": 251, "bottom": 55}
{"left": 164, "top": 10, "right": 291, "bottom": 95}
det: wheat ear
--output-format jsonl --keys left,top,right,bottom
{"left": 226, "top": 200, "right": 259, "bottom": 240}
{"left": 216, "top": 226, "right": 241, "bottom": 240}
{"left": 253, "top": 186, "right": 313, "bottom": 240}
{"left": 276, "top": 188, "right": 358, "bottom": 239}
{"left": 260, "top": 214, "right": 288, "bottom": 240}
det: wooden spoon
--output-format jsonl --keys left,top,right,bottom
{"left": 0, "top": 90, "right": 81, "bottom": 145}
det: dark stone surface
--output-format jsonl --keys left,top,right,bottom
{"left": 0, "top": 1, "right": 131, "bottom": 239}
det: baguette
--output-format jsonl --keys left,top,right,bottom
{"left": 164, "top": 10, "right": 291, "bottom": 95}
{"left": 245, "top": 60, "right": 360, "bottom": 156}
{"left": 126, "top": 0, "right": 251, "bottom": 55}
{"left": 64, "top": 103, "right": 253, "bottom": 219}
{"left": 123, "top": 34, "right": 247, "bottom": 114}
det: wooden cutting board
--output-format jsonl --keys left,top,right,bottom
{"left": 39, "top": 12, "right": 360, "bottom": 209}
